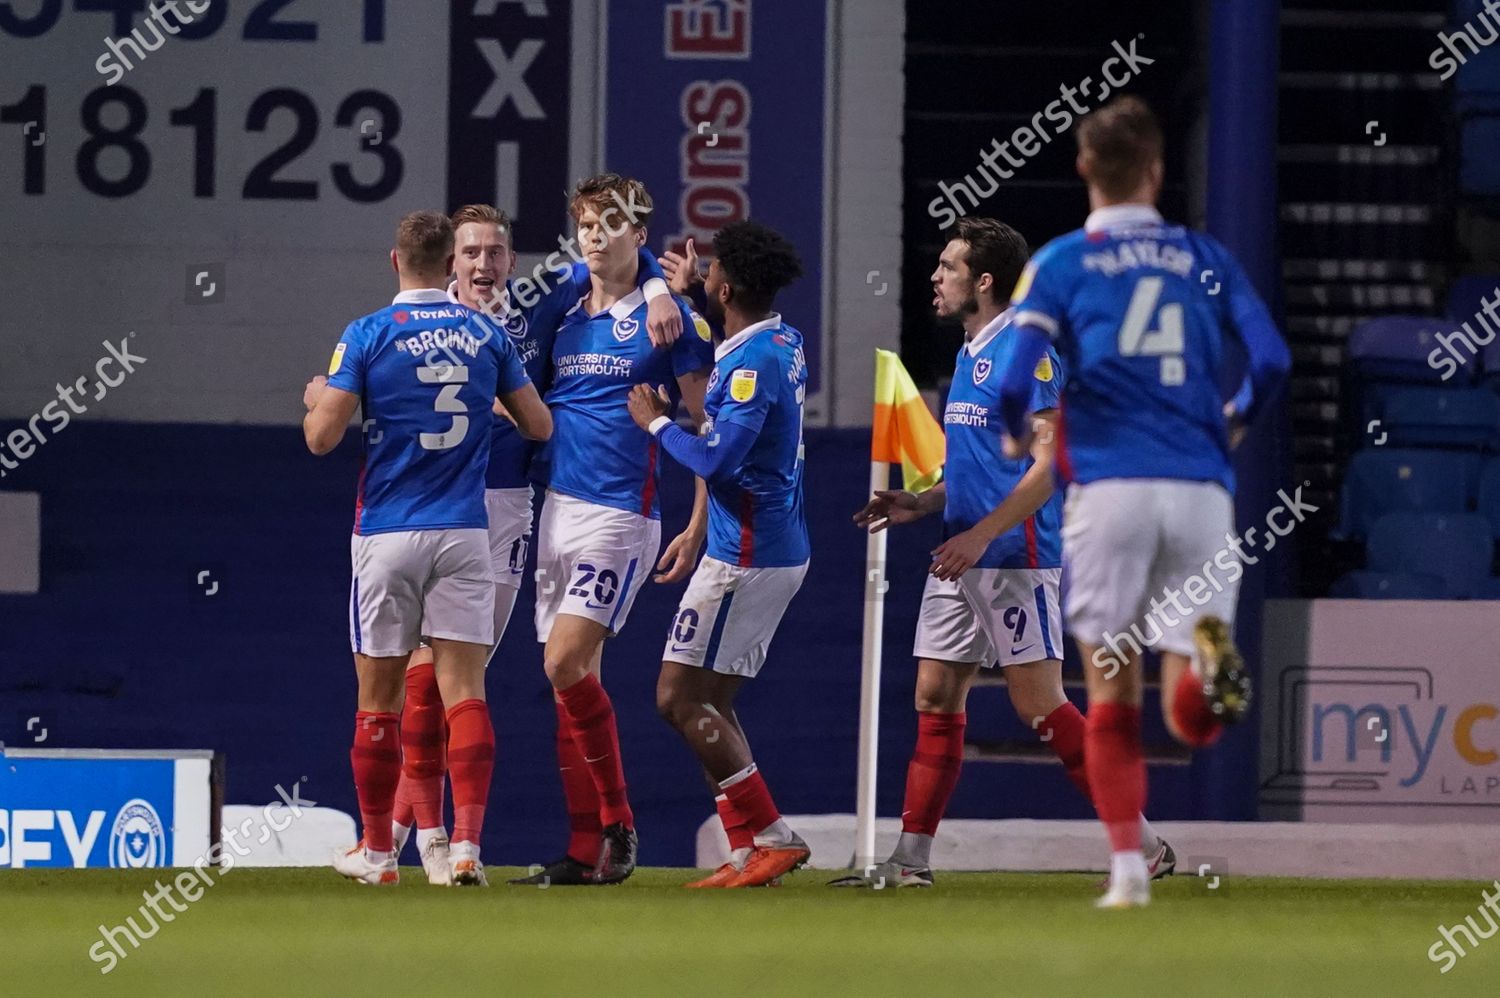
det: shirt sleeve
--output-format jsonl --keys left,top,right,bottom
{"left": 1009, "top": 243, "right": 1070, "bottom": 343}
{"left": 493, "top": 334, "right": 532, "bottom": 396}
{"left": 324, "top": 321, "right": 365, "bottom": 395}
{"left": 670, "top": 299, "right": 716, "bottom": 377}
{"left": 1025, "top": 347, "right": 1063, "bottom": 414}
{"left": 711, "top": 349, "right": 779, "bottom": 436}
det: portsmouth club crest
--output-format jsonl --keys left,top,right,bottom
{"left": 502, "top": 311, "right": 528, "bottom": 341}
{"left": 707, "top": 367, "right": 721, "bottom": 393}
{"left": 613, "top": 317, "right": 640, "bottom": 342}
{"left": 110, "top": 798, "right": 167, "bottom": 868}
{"left": 973, "top": 357, "right": 992, "bottom": 385}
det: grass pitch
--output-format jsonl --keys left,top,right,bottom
{"left": 2, "top": 867, "right": 1495, "bottom": 996}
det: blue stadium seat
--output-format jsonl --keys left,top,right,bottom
{"left": 1366, "top": 513, "right": 1494, "bottom": 598}
{"left": 1377, "top": 386, "right": 1500, "bottom": 449}
{"left": 1337, "top": 449, "right": 1481, "bottom": 539}
{"left": 1329, "top": 570, "right": 1447, "bottom": 599}
{"left": 1446, "top": 274, "right": 1500, "bottom": 323}
{"left": 1347, "top": 316, "right": 1467, "bottom": 384}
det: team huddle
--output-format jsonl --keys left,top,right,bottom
{"left": 302, "top": 96, "right": 1290, "bottom": 906}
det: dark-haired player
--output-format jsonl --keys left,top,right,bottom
{"left": 304, "top": 210, "right": 551, "bottom": 886}
{"left": 626, "top": 221, "right": 810, "bottom": 888}
{"left": 513, "top": 175, "right": 715, "bottom": 886}
{"left": 998, "top": 97, "right": 1290, "bottom": 907}
{"left": 838, "top": 217, "right": 1169, "bottom": 888}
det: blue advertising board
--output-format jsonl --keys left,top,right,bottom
{"left": 603, "top": 0, "right": 829, "bottom": 394}
{"left": 0, "top": 749, "right": 213, "bottom": 868}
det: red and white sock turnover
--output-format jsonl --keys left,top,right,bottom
{"left": 719, "top": 764, "right": 792, "bottom": 847}
{"left": 715, "top": 793, "right": 754, "bottom": 861}
{"left": 445, "top": 699, "right": 494, "bottom": 849}
{"left": 1171, "top": 669, "right": 1226, "bottom": 748}
{"left": 1086, "top": 703, "right": 1145, "bottom": 856}
{"left": 394, "top": 663, "right": 448, "bottom": 835}
{"left": 351, "top": 710, "right": 401, "bottom": 855}
{"left": 556, "top": 674, "right": 633, "bottom": 829}
{"left": 555, "top": 700, "right": 604, "bottom": 863}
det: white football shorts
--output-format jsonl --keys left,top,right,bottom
{"left": 1062, "top": 478, "right": 1238, "bottom": 657}
{"left": 349, "top": 528, "right": 495, "bottom": 657}
{"left": 534, "top": 490, "right": 661, "bottom": 642}
{"left": 913, "top": 568, "right": 1062, "bottom": 668}
{"left": 663, "top": 556, "right": 809, "bottom": 678}
{"left": 486, "top": 486, "right": 534, "bottom": 588}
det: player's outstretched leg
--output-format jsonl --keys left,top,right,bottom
{"left": 432, "top": 637, "right": 495, "bottom": 887}
{"left": 392, "top": 656, "right": 452, "bottom": 885}
{"left": 334, "top": 652, "right": 406, "bottom": 886}
{"left": 657, "top": 663, "right": 807, "bottom": 887}
{"left": 545, "top": 616, "right": 637, "bottom": 884}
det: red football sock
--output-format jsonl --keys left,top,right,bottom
{"left": 556, "top": 674, "right": 633, "bottom": 828}
{"left": 901, "top": 711, "right": 966, "bottom": 836}
{"left": 1171, "top": 669, "right": 1225, "bottom": 748}
{"left": 719, "top": 766, "right": 780, "bottom": 836}
{"left": 351, "top": 711, "right": 401, "bottom": 852}
{"left": 394, "top": 663, "right": 447, "bottom": 830}
{"left": 1086, "top": 703, "right": 1144, "bottom": 853}
{"left": 555, "top": 700, "right": 603, "bottom": 863}
{"left": 715, "top": 793, "right": 754, "bottom": 852}
{"left": 446, "top": 699, "right": 495, "bottom": 848}
{"left": 1041, "top": 700, "right": 1094, "bottom": 804}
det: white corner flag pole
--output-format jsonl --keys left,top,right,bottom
{"left": 854, "top": 458, "right": 891, "bottom": 869}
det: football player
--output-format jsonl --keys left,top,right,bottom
{"left": 998, "top": 97, "right": 1290, "bottom": 907}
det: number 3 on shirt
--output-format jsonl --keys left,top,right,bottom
{"left": 1117, "top": 276, "right": 1184, "bottom": 386}
{"left": 416, "top": 363, "right": 469, "bottom": 450}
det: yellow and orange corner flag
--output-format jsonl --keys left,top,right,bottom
{"left": 872, "top": 349, "right": 945, "bottom": 492}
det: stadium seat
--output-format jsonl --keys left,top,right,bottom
{"left": 1347, "top": 316, "right": 1467, "bottom": 385}
{"left": 1446, "top": 274, "right": 1500, "bottom": 323}
{"left": 1337, "top": 449, "right": 1481, "bottom": 539}
{"left": 1329, "top": 570, "right": 1447, "bottom": 599}
{"left": 1365, "top": 512, "right": 1494, "bottom": 598}
{"left": 1376, "top": 386, "right": 1500, "bottom": 449}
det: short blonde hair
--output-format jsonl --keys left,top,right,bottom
{"left": 1076, "top": 96, "right": 1164, "bottom": 200}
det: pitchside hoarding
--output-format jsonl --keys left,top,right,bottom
{"left": 0, "top": 749, "right": 215, "bottom": 868}
{"left": 1260, "top": 600, "right": 1500, "bottom": 821}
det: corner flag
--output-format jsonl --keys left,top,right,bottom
{"left": 872, "top": 349, "right": 945, "bottom": 492}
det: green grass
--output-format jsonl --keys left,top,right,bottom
{"left": 2, "top": 867, "right": 1496, "bottom": 996}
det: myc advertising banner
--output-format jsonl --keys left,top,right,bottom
{"left": 1261, "top": 600, "right": 1500, "bottom": 820}
{"left": 603, "top": 0, "right": 828, "bottom": 395}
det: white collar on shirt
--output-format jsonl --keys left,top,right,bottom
{"left": 1084, "top": 203, "right": 1164, "bottom": 233}
{"left": 715, "top": 313, "right": 782, "bottom": 362}
{"left": 446, "top": 281, "right": 515, "bottom": 320}
{"left": 392, "top": 288, "right": 451, "bottom": 305}
{"left": 566, "top": 286, "right": 647, "bottom": 321}
{"left": 966, "top": 307, "right": 1013, "bottom": 356}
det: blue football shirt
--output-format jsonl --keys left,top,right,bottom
{"left": 543, "top": 289, "right": 714, "bottom": 518}
{"left": 941, "top": 310, "right": 1064, "bottom": 570}
{"left": 326, "top": 289, "right": 530, "bottom": 534}
{"left": 1010, "top": 204, "right": 1289, "bottom": 492}
{"left": 701, "top": 316, "right": 810, "bottom": 567}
